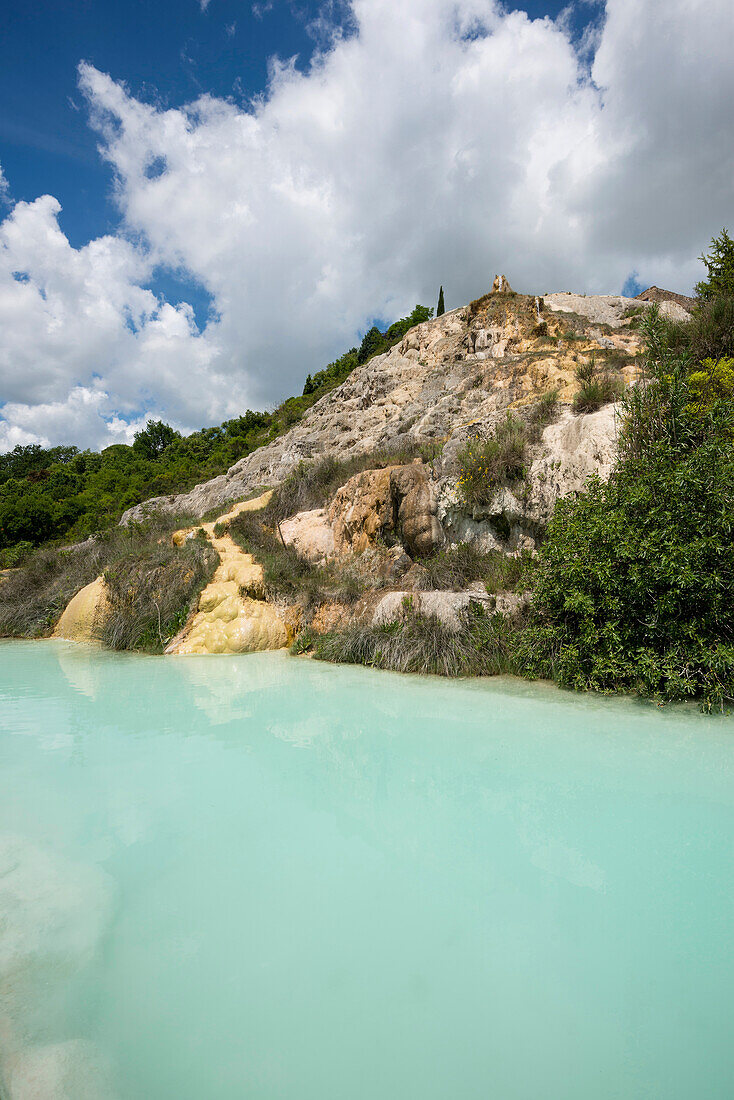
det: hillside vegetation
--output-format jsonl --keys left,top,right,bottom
{"left": 0, "top": 304, "right": 433, "bottom": 563}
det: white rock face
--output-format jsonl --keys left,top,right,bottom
{"left": 525, "top": 405, "right": 619, "bottom": 525}
{"left": 372, "top": 589, "right": 495, "bottom": 630}
{"left": 543, "top": 292, "right": 642, "bottom": 327}
{"left": 279, "top": 509, "right": 335, "bottom": 562}
{"left": 120, "top": 292, "right": 646, "bottom": 526}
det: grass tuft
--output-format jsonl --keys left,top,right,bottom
{"left": 311, "top": 603, "right": 522, "bottom": 677}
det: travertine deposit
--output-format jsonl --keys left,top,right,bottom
{"left": 121, "top": 285, "right": 657, "bottom": 526}
{"left": 52, "top": 576, "right": 109, "bottom": 644}
{"left": 166, "top": 492, "right": 288, "bottom": 656}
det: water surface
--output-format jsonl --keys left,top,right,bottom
{"left": 1, "top": 640, "right": 733, "bottom": 1098}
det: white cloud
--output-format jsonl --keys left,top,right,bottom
{"left": 2, "top": 0, "right": 734, "bottom": 451}
{"left": 0, "top": 163, "right": 9, "bottom": 206}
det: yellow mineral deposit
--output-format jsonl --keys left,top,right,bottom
{"left": 167, "top": 490, "right": 288, "bottom": 656}
{"left": 52, "top": 576, "right": 109, "bottom": 644}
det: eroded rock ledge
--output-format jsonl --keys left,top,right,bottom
{"left": 120, "top": 284, "right": 655, "bottom": 526}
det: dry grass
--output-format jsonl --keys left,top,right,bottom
{"left": 101, "top": 531, "right": 217, "bottom": 652}
{"left": 417, "top": 543, "right": 533, "bottom": 592}
{"left": 268, "top": 442, "right": 441, "bottom": 523}
{"left": 310, "top": 603, "right": 522, "bottom": 677}
{"left": 0, "top": 514, "right": 213, "bottom": 647}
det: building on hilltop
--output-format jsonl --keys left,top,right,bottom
{"left": 635, "top": 286, "right": 698, "bottom": 311}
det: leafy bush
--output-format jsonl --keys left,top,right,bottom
{"left": 457, "top": 413, "right": 528, "bottom": 506}
{"left": 0, "top": 540, "right": 34, "bottom": 568}
{"left": 687, "top": 357, "right": 734, "bottom": 418}
{"left": 520, "top": 306, "right": 734, "bottom": 709}
{"left": 667, "top": 295, "right": 734, "bottom": 363}
{"left": 572, "top": 355, "right": 624, "bottom": 413}
{"left": 528, "top": 388, "right": 559, "bottom": 430}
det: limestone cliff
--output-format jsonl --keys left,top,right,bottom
{"left": 96, "top": 281, "right": 694, "bottom": 649}
{"left": 121, "top": 283, "right": 660, "bottom": 531}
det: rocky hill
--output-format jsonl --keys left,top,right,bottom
{"left": 122, "top": 280, "right": 680, "bottom": 554}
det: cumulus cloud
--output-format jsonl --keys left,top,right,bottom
{"left": 2, "top": 0, "right": 733, "bottom": 451}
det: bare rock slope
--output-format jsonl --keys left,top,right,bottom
{"left": 122, "top": 284, "right": 664, "bottom": 531}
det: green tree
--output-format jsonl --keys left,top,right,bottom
{"left": 132, "top": 420, "right": 180, "bottom": 460}
{"left": 696, "top": 228, "right": 734, "bottom": 300}
{"left": 437, "top": 286, "right": 445, "bottom": 316}
{"left": 357, "top": 326, "right": 385, "bottom": 364}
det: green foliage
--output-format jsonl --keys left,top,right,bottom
{"left": 357, "top": 326, "right": 385, "bottom": 364}
{"left": 572, "top": 354, "right": 624, "bottom": 414}
{"left": 696, "top": 228, "right": 734, "bottom": 300}
{"left": 357, "top": 305, "right": 434, "bottom": 365}
{"left": 437, "top": 286, "right": 445, "bottom": 316}
{"left": 132, "top": 420, "right": 181, "bottom": 460}
{"left": 687, "top": 357, "right": 734, "bottom": 418}
{"left": 0, "top": 540, "right": 34, "bottom": 569}
{"left": 520, "top": 306, "right": 734, "bottom": 709}
{"left": 667, "top": 294, "right": 734, "bottom": 363}
{"left": 529, "top": 388, "right": 559, "bottom": 429}
{"left": 457, "top": 413, "right": 528, "bottom": 506}
{"left": 0, "top": 302, "right": 433, "bottom": 552}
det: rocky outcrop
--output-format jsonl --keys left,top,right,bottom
{"left": 328, "top": 461, "right": 442, "bottom": 557}
{"left": 437, "top": 404, "right": 619, "bottom": 551}
{"left": 52, "top": 576, "right": 109, "bottom": 643}
{"left": 372, "top": 586, "right": 531, "bottom": 630}
{"left": 635, "top": 285, "right": 697, "bottom": 312}
{"left": 279, "top": 508, "right": 334, "bottom": 562}
{"left": 167, "top": 500, "right": 288, "bottom": 656}
{"left": 120, "top": 288, "right": 646, "bottom": 525}
{"left": 372, "top": 588, "right": 494, "bottom": 630}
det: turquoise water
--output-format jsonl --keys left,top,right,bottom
{"left": 1, "top": 641, "right": 734, "bottom": 1098}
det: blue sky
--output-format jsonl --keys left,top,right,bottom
{"left": 1, "top": 0, "right": 731, "bottom": 449}
{"left": 1, "top": 0, "right": 589, "bottom": 316}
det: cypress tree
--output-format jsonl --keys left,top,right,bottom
{"left": 437, "top": 285, "right": 445, "bottom": 316}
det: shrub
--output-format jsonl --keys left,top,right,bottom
{"left": 520, "top": 306, "right": 734, "bottom": 710}
{"left": 457, "top": 413, "right": 528, "bottom": 506}
{"left": 101, "top": 533, "right": 217, "bottom": 653}
{"left": 572, "top": 355, "right": 624, "bottom": 413}
{"left": 667, "top": 295, "right": 734, "bottom": 363}
{"left": 0, "top": 540, "right": 34, "bottom": 569}
{"left": 417, "top": 542, "right": 532, "bottom": 592}
{"left": 687, "top": 357, "right": 734, "bottom": 418}
{"left": 528, "top": 388, "right": 559, "bottom": 431}
{"left": 0, "top": 514, "right": 211, "bottom": 644}
{"left": 696, "top": 227, "right": 734, "bottom": 301}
